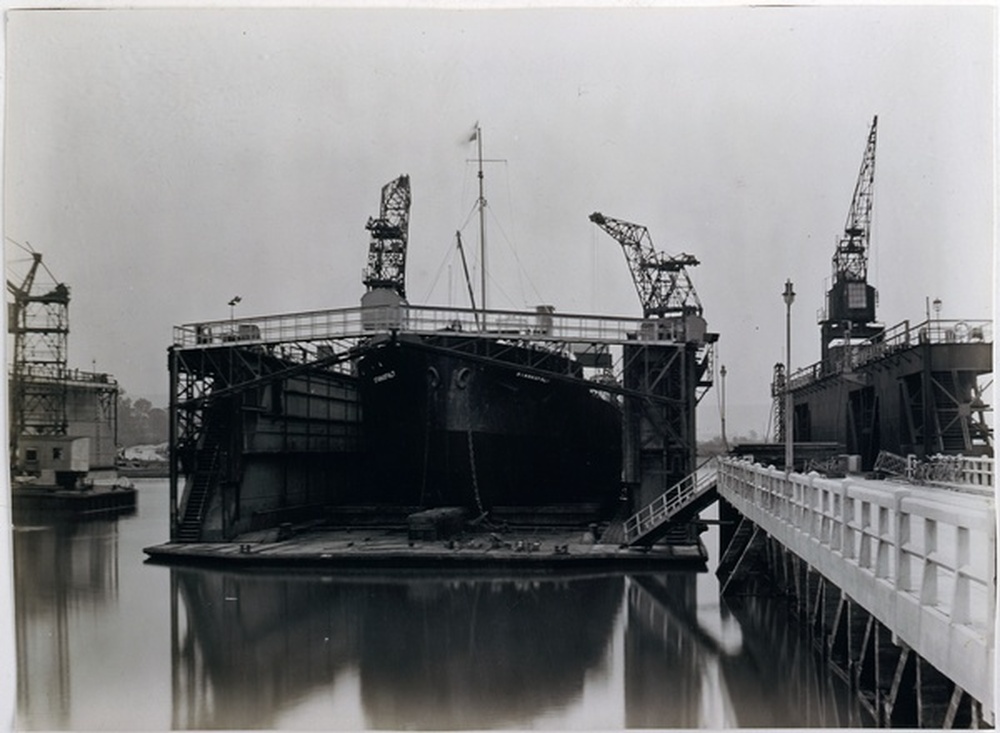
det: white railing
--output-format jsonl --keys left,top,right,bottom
{"left": 717, "top": 457, "right": 996, "bottom": 723}
{"left": 876, "top": 451, "right": 995, "bottom": 490}
{"left": 173, "top": 303, "right": 706, "bottom": 350}
{"left": 624, "top": 468, "right": 717, "bottom": 544}
{"left": 957, "top": 455, "right": 995, "bottom": 488}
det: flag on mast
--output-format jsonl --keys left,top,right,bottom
{"left": 465, "top": 121, "right": 479, "bottom": 143}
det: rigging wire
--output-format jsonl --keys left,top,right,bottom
{"left": 485, "top": 205, "right": 545, "bottom": 307}
{"left": 420, "top": 200, "right": 480, "bottom": 304}
{"left": 5, "top": 236, "right": 60, "bottom": 285}
{"left": 6, "top": 236, "right": 34, "bottom": 255}
{"left": 420, "top": 241, "right": 456, "bottom": 305}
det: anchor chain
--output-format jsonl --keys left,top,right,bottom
{"left": 467, "top": 426, "right": 487, "bottom": 518}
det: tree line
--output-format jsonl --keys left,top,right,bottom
{"left": 117, "top": 393, "right": 168, "bottom": 447}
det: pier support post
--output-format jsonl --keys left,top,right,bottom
{"left": 718, "top": 480, "right": 993, "bottom": 727}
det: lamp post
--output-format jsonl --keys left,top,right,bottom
{"left": 783, "top": 279, "right": 795, "bottom": 472}
{"left": 720, "top": 364, "right": 728, "bottom": 451}
{"left": 228, "top": 295, "right": 242, "bottom": 333}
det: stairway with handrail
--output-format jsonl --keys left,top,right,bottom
{"left": 623, "top": 466, "right": 718, "bottom": 546}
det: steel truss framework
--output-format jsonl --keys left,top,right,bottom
{"left": 9, "top": 286, "right": 70, "bottom": 442}
{"left": 169, "top": 338, "right": 363, "bottom": 539}
{"left": 168, "top": 308, "right": 716, "bottom": 538}
{"left": 622, "top": 341, "right": 714, "bottom": 507}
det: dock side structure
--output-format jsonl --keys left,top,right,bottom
{"left": 715, "top": 455, "right": 995, "bottom": 727}
{"left": 167, "top": 301, "right": 715, "bottom": 543}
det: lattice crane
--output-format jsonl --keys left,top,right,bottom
{"left": 820, "top": 116, "right": 883, "bottom": 361}
{"left": 363, "top": 175, "right": 412, "bottom": 299}
{"left": 7, "top": 249, "right": 71, "bottom": 448}
{"left": 589, "top": 212, "right": 703, "bottom": 319}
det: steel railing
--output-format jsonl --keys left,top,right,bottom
{"left": 173, "top": 303, "right": 707, "bottom": 350}
{"left": 788, "top": 318, "right": 992, "bottom": 391}
{"left": 623, "top": 468, "right": 718, "bottom": 545}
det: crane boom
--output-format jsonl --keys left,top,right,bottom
{"left": 589, "top": 211, "right": 702, "bottom": 319}
{"left": 363, "top": 175, "right": 412, "bottom": 298}
{"left": 835, "top": 115, "right": 877, "bottom": 284}
{"left": 820, "top": 116, "right": 883, "bottom": 362}
{"left": 6, "top": 252, "right": 43, "bottom": 298}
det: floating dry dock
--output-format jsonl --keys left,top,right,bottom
{"left": 144, "top": 523, "right": 708, "bottom": 569}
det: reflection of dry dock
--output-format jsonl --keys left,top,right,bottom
{"left": 144, "top": 524, "right": 707, "bottom": 568}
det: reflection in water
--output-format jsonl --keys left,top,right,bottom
{"left": 13, "top": 517, "right": 120, "bottom": 730}
{"left": 170, "top": 568, "right": 873, "bottom": 730}
{"left": 12, "top": 482, "right": 872, "bottom": 730}
{"left": 170, "top": 569, "right": 625, "bottom": 730}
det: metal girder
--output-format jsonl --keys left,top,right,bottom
{"left": 834, "top": 116, "right": 877, "bottom": 285}
{"left": 589, "top": 211, "right": 703, "bottom": 319}
{"left": 363, "top": 175, "right": 412, "bottom": 297}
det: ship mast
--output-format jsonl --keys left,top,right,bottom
{"left": 474, "top": 123, "right": 487, "bottom": 312}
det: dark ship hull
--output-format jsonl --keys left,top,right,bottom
{"left": 357, "top": 332, "right": 623, "bottom": 513}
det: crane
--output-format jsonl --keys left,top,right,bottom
{"left": 6, "top": 251, "right": 43, "bottom": 302}
{"left": 820, "top": 116, "right": 883, "bottom": 362}
{"left": 589, "top": 212, "right": 703, "bottom": 319}
{"left": 363, "top": 175, "right": 412, "bottom": 299}
{"left": 835, "top": 115, "right": 877, "bottom": 285}
{"left": 7, "top": 248, "right": 71, "bottom": 452}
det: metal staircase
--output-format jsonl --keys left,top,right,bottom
{"left": 175, "top": 416, "right": 225, "bottom": 542}
{"left": 623, "top": 467, "right": 718, "bottom": 546}
{"left": 932, "top": 371, "right": 969, "bottom": 452}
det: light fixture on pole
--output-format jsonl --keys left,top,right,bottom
{"left": 720, "top": 364, "right": 728, "bottom": 451}
{"left": 783, "top": 279, "right": 795, "bottom": 472}
{"left": 228, "top": 296, "right": 242, "bottom": 336}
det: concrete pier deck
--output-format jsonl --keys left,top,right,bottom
{"left": 144, "top": 525, "right": 707, "bottom": 569}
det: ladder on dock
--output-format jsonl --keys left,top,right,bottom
{"left": 623, "top": 467, "right": 718, "bottom": 546}
{"left": 175, "top": 417, "right": 225, "bottom": 542}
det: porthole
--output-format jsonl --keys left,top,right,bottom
{"left": 454, "top": 367, "right": 473, "bottom": 389}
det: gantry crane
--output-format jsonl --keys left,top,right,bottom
{"left": 589, "top": 212, "right": 703, "bottom": 319}
{"left": 7, "top": 250, "right": 72, "bottom": 465}
{"left": 589, "top": 211, "right": 716, "bottom": 521}
{"left": 820, "top": 116, "right": 883, "bottom": 363}
{"left": 363, "top": 175, "right": 412, "bottom": 299}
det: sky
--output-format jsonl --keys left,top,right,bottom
{"left": 3, "top": 3, "right": 996, "bottom": 441}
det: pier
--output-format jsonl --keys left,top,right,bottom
{"left": 713, "top": 455, "right": 995, "bottom": 727}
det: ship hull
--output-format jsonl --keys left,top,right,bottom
{"left": 357, "top": 334, "right": 622, "bottom": 512}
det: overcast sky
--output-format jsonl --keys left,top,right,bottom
{"left": 3, "top": 3, "right": 995, "bottom": 439}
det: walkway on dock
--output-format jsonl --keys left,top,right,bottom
{"left": 715, "top": 456, "right": 995, "bottom": 724}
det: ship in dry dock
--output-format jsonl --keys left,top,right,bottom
{"left": 167, "top": 131, "right": 715, "bottom": 543}
{"left": 354, "top": 170, "right": 622, "bottom": 514}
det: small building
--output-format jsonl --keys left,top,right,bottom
{"left": 18, "top": 435, "right": 91, "bottom": 488}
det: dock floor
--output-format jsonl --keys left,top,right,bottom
{"left": 144, "top": 525, "right": 708, "bottom": 569}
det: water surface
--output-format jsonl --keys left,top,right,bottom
{"left": 13, "top": 479, "right": 873, "bottom": 729}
